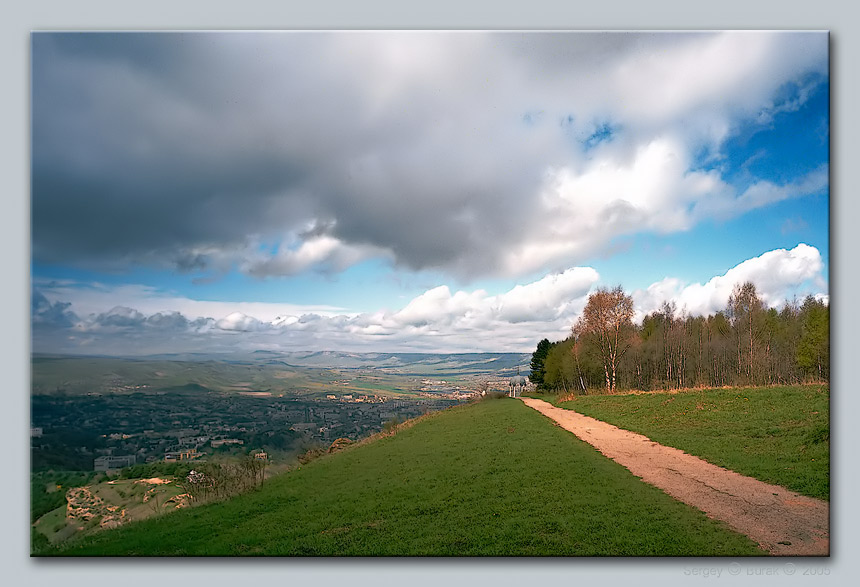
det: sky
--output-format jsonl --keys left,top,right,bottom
{"left": 30, "top": 31, "right": 830, "bottom": 355}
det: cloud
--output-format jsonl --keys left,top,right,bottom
{"left": 31, "top": 244, "right": 827, "bottom": 355}
{"left": 513, "top": 139, "right": 827, "bottom": 277}
{"left": 91, "top": 306, "right": 146, "bottom": 330}
{"left": 632, "top": 243, "right": 826, "bottom": 319}
{"left": 691, "top": 165, "right": 829, "bottom": 221}
{"left": 30, "top": 267, "right": 600, "bottom": 354}
{"left": 494, "top": 267, "right": 599, "bottom": 323}
{"left": 32, "top": 279, "right": 347, "bottom": 323}
{"left": 32, "top": 32, "right": 828, "bottom": 281}
{"left": 242, "top": 235, "right": 391, "bottom": 278}
{"left": 144, "top": 311, "right": 192, "bottom": 331}
{"left": 77, "top": 306, "right": 213, "bottom": 334}
{"left": 386, "top": 267, "right": 599, "bottom": 333}
{"left": 392, "top": 286, "right": 487, "bottom": 328}
{"left": 31, "top": 290, "right": 78, "bottom": 328}
{"left": 216, "top": 312, "right": 269, "bottom": 333}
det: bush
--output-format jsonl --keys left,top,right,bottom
{"left": 482, "top": 391, "right": 508, "bottom": 400}
{"left": 117, "top": 461, "right": 193, "bottom": 480}
{"left": 382, "top": 417, "right": 402, "bottom": 435}
{"left": 31, "top": 529, "right": 54, "bottom": 555}
{"left": 297, "top": 447, "right": 326, "bottom": 465}
{"left": 328, "top": 438, "right": 353, "bottom": 453}
{"left": 31, "top": 471, "right": 98, "bottom": 523}
{"left": 177, "top": 455, "right": 269, "bottom": 504}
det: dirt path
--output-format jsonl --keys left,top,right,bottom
{"left": 520, "top": 397, "right": 829, "bottom": 556}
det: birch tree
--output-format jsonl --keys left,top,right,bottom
{"left": 728, "top": 282, "right": 764, "bottom": 383}
{"left": 573, "top": 286, "right": 635, "bottom": 393}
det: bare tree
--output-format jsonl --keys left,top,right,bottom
{"left": 573, "top": 286, "right": 635, "bottom": 393}
{"left": 728, "top": 282, "right": 764, "bottom": 383}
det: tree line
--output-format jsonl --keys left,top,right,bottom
{"left": 530, "top": 282, "right": 829, "bottom": 394}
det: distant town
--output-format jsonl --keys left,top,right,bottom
{"left": 31, "top": 390, "right": 471, "bottom": 472}
{"left": 30, "top": 353, "right": 530, "bottom": 473}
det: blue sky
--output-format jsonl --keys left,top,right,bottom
{"left": 31, "top": 31, "right": 829, "bottom": 355}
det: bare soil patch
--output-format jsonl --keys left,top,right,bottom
{"left": 521, "top": 397, "right": 829, "bottom": 556}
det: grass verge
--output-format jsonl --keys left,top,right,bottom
{"left": 555, "top": 385, "right": 829, "bottom": 500}
{"left": 54, "top": 398, "right": 764, "bottom": 556}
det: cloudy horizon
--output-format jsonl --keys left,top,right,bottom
{"left": 31, "top": 31, "right": 829, "bottom": 356}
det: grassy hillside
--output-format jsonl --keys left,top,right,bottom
{"left": 53, "top": 398, "right": 763, "bottom": 556}
{"left": 554, "top": 385, "right": 829, "bottom": 500}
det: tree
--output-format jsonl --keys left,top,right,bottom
{"left": 772, "top": 301, "right": 802, "bottom": 385}
{"left": 797, "top": 296, "right": 829, "bottom": 381}
{"left": 573, "top": 286, "right": 635, "bottom": 393}
{"left": 531, "top": 283, "right": 827, "bottom": 393}
{"left": 707, "top": 311, "right": 733, "bottom": 387}
{"left": 529, "top": 338, "right": 552, "bottom": 388}
{"left": 727, "top": 282, "right": 764, "bottom": 383}
{"left": 542, "top": 338, "right": 578, "bottom": 394}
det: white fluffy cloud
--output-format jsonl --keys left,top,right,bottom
{"left": 32, "top": 245, "right": 827, "bottom": 354}
{"left": 216, "top": 312, "right": 268, "bottom": 333}
{"left": 633, "top": 243, "right": 826, "bottom": 319}
{"left": 242, "top": 235, "right": 391, "bottom": 278}
{"left": 507, "top": 134, "right": 827, "bottom": 277}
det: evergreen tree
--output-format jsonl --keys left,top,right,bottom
{"left": 529, "top": 338, "right": 552, "bottom": 388}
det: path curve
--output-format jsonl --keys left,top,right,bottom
{"left": 520, "top": 397, "right": 829, "bottom": 556}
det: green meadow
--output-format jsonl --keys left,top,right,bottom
{"left": 555, "top": 385, "right": 829, "bottom": 500}
{"left": 53, "top": 398, "right": 763, "bottom": 556}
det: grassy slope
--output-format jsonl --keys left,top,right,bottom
{"left": 56, "top": 398, "right": 763, "bottom": 556}
{"left": 555, "top": 385, "right": 829, "bottom": 500}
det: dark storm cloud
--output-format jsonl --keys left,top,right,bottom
{"left": 30, "top": 32, "right": 561, "bottom": 277}
{"left": 32, "top": 33, "right": 318, "bottom": 271}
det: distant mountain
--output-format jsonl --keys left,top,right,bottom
{"left": 130, "top": 350, "right": 532, "bottom": 373}
{"left": 271, "top": 351, "right": 532, "bottom": 374}
{"left": 156, "top": 383, "right": 212, "bottom": 393}
{"left": 36, "top": 350, "right": 533, "bottom": 375}
{"left": 31, "top": 351, "right": 532, "bottom": 397}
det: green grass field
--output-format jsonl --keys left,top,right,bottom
{"left": 554, "top": 385, "right": 829, "bottom": 500}
{"left": 53, "top": 398, "right": 763, "bottom": 556}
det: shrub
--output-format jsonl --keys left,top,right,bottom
{"left": 177, "top": 455, "right": 267, "bottom": 504}
{"left": 297, "top": 447, "right": 327, "bottom": 465}
{"left": 482, "top": 391, "right": 508, "bottom": 400}
{"left": 328, "top": 438, "right": 353, "bottom": 453}
{"left": 382, "top": 417, "right": 403, "bottom": 435}
{"left": 31, "top": 530, "right": 54, "bottom": 555}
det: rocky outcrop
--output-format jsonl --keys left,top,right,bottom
{"left": 66, "top": 486, "right": 127, "bottom": 529}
